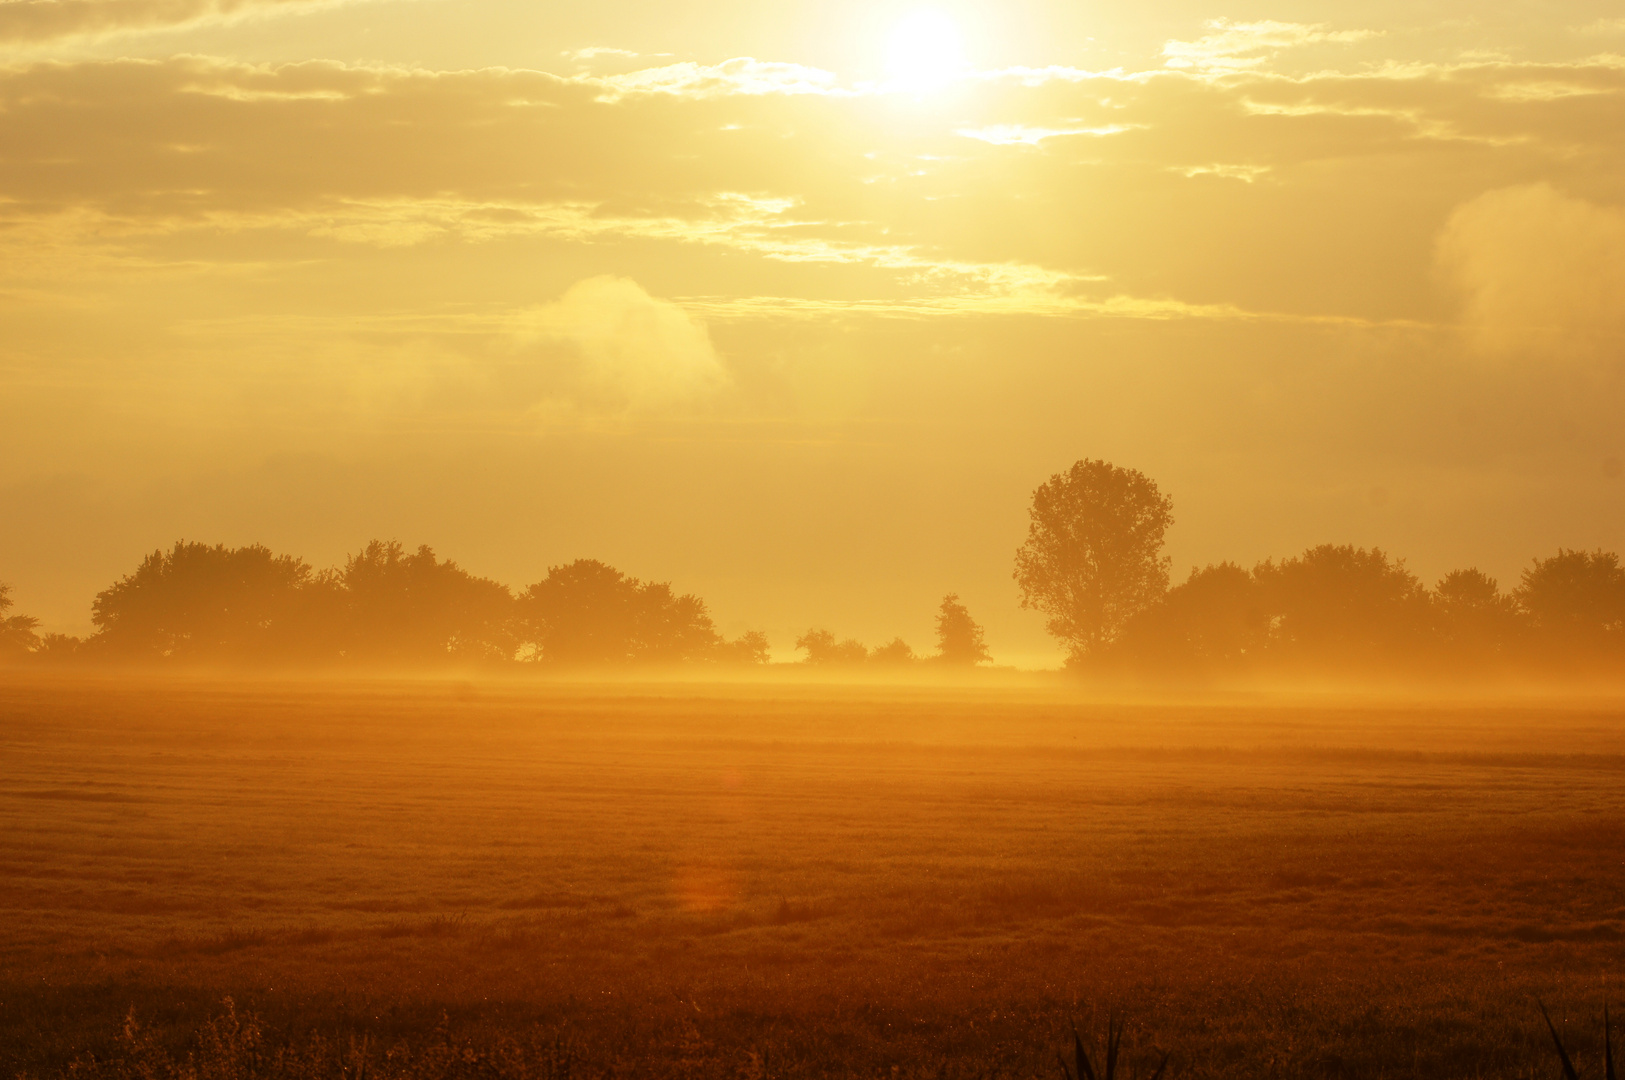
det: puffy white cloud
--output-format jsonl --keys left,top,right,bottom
{"left": 1439, "top": 184, "right": 1625, "bottom": 360}
{"left": 522, "top": 276, "right": 727, "bottom": 411}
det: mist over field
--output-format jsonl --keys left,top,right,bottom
{"left": 5, "top": 676, "right": 1625, "bottom": 1080}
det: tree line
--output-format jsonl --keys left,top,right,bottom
{"left": 0, "top": 540, "right": 990, "bottom": 670}
{"left": 7, "top": 459, "right": 1621, "bottom": 679}
{"left": 1014, "top": 459, "right": 1625, "bottom": 678}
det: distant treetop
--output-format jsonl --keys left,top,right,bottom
{"left": 935, "top": 594, "right": 990, "bottom": 666}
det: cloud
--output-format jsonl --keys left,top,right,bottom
{"left": 1162, "top": 19, "right": 1378, "bottom": 73}
{"left": 564, "top": 47, "right": 640, "bottom": 61}
{"left": 590, "top": 57, "right": 842, "bottom": 100}
{"left": 1438, "top": 184, "right": 1625, "bottom": 360}
{"left": 955, "top": 123, "right": 1139, "bottom": 145}
{"left": 2, "top": 54, "right": 1625, "bottom": 328}
{"left": 0, "top": 0, "right": 359, "bottom": 46}
{"left": 521, "top": 276, "right": 727, "bottom": 411}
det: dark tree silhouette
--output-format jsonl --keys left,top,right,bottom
{"left": 934, "top": 594, "right": 990, "bottom": 665}
{"left": 1433, "top": 568, "right": 1519, "bottom": 658}
{"left": 795, "top": 629, "right": 868, "bottom": 665}
{"left": 0, "top": 582, "right": 41, "bottom": 659}
{"left": 1013, "top": 460, "right": 1174, "bottom": 661}
{"left": 90, "top": 542, "right": 324, "bottom": 662}
{"left": 339, "top": 541, "right": 515, "bottom": 664}
{"left": 1251, "top": 545, "right": 1429, "bottom": 664}
{"left": 869, "top": 637, "right": 917, "bottom": 665}
{"left": 715, "top": 629, "right": 771, "bottom": 665}
{"left": 1514, "top": 549, "right": 1625, "bottom": 654}
{"left": 1115, "top": 562, "right": 1264, "bottom": 668}
{"left": 1116, "top": 549, "right": 1432, "bottom": 674}
{"left": 627, "top": 579, "right": 725, "bottom": 664}
{"left": 33, "top": 633, "right": 84, "bottom": 662}
{"left": 81, "top": 543, "right": 754, "bottom": 669}
{"left": 515, "top": 559, "right": 724, "bottom": 665}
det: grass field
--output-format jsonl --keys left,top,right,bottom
{"left": 4, "top": 674, "right": 1625, "bottom": 1078}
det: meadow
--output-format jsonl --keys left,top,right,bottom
{"left": 3, "top": 674, "right": 1624, "bottom": 1078}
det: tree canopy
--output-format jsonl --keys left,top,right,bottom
{"left": 1107, "top": 544, "right": 1625, "bottom": 678}
{"left": 1514, "top": 549, "right": 1625, "bottom": 645}
{"left": 0, "top": 582, "right": 41, "bottom": 659}
{"left": 43, "top": 541, "right": 767, "bottom": 669}
{"left": 795, "top": 628, "right": 869, "bottom": 665}
{"left": 91, "top": 542, "right": 321, "bottom": 662}
{"left": 934, "top": 594, "right": 990, "bottom": 665}
{"left": 1013, "top": 459, "right": 1174, "bottom": 662}
{"left": 515, "top": 559, "right": 728, "bottom": 666}
{"left": 1252, "top": 544, "right": 1430, "bottom": 664}
{"left": 340, "top": 541, "right": 515, "bottom": 664}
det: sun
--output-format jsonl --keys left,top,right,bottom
{"left": 884, "top": 10, "right": 967, "bottom": 92}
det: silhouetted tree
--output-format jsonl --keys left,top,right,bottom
{"left": 1115, "top": 562, "right": 1264, "bottom": 669}
{"left": 339, "top": 541, "right": 515, "bottom": 664}
{"left": 90, "top": 542, "right": 325, "bottom": 662}
{"left": 515, "top": 559, "right": 722, "bottom": 665}
{"left": 1433, "top": 568, "right": 1519, "bottom": 660}
{"left": 795, "top": 629, "right": 868, "bottom": 665}
{"left": 934, "top": 594, "right": 990, "bottom": 665}
{"left": 516, "top": 559, "right": 633, "bottom": 664}
{"left": 1013, "top": 460, "right": 1174, "bottom": 661}
{"left": 628, "top": 580, "right": 724, "bottom": 664}
{"left": 715, "top": 629, "right": 771, "bottom": 665}
{"left": 34, "top": 633, "right": 85, "bottom": 663}
{"left": 869, "top": 637, "right": 917, "bottom": 665}
{"left": 1252, "top": 545, "right": 1429, "bottom": 666}
{"left": 0, "top": 582, "right": 41, "bottom": 659}
{"left": 1514, "top": 549, "right": 1625, "bottom": 656}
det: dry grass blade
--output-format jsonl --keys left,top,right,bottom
{"left": 1539, "top": 998, "right": 1581, "bottom": 1080}
{"left": 1063, "top": 1017, "right": 1134, "bottom": 1080}
{"left": 1607, "top": 1003, "right": 1616, "bottom": 1080}
{"left": 1072, "top": 1027, "right": 1097, "bottom": 1080}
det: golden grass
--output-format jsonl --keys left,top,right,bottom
{"left": 4, "top": 673, "right": 1625, "bottom": 1077}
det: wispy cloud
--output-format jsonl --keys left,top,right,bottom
{"left": 3, "top": 53, "right": 1624, "bottom": 329}
{"left": 1162, "top": 19, "right": 1378, "bottom": 73}
{"left": 563, "top": 46, "right": 641, "bottom": 61}
{"left": 1174, "top": 163, "right": 1269, "bottom": 182}
{"left": 589, "top": 57, "right": 843, "bottom": 99}
{"left": 0, "top": 0, "right": 374, "bottom": 47}
{"left": 956, "top": 123, "right": 1139, "bottom": 145}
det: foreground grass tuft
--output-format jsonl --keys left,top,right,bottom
{"left": 47, "top": 1000, "right": 579, "bottom": 1080}
{"left": 1541, "top": 1000, "right": 1619, "bottom": 1080}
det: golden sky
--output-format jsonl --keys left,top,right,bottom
{"left": 3, "top": 0, "right": 1624, "bottom": 663}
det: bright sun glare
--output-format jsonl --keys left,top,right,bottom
{"left": 885, "top": 10, "right": 966, "bottom": 91}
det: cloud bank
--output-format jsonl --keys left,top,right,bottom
{"left": 0, "top": 53, "right": 1622, "bottom": 326}
{"left": 0, "top": 0, "right": 360, "bottom": 46}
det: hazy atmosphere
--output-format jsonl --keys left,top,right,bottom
{"left": 7, "top": 4, "right": 1625, "bottom": 1077}
{"left": 5, "top": 0, "right": 1625, "bottom": 664}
